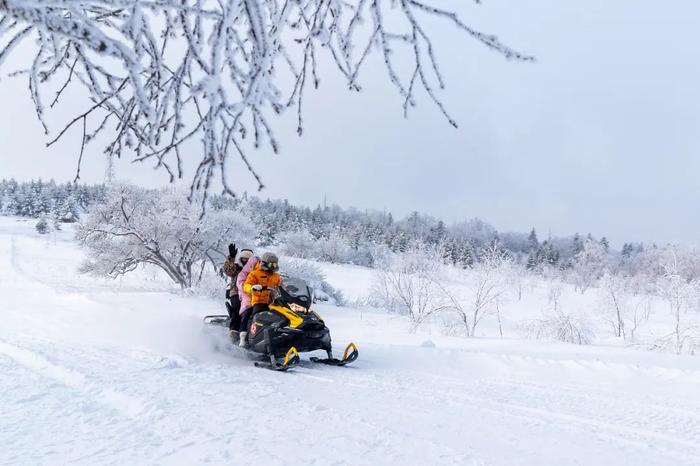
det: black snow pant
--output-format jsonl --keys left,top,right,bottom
{"left": 239, "top": 303, "right": 269, "bottom": 333}
{"left": 226, "top": 291, "right": 242, "bottom": 331}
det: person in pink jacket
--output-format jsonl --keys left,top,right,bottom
{"left": 235, "top": 254, "right": 259, "bottom": 338}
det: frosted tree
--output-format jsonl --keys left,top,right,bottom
{"left": 76, "top": 184, "right": 255, "bottom": 288}
{"left": 53, "top": 196, "right": 79, "bottom": 223}
{"left": 278, "top": 229, "right": 317, "bottom": 260}
{"left": 527, "top": 228, "right": 539, "bottom": 251}
{"left": 570, "top": 237, "right": 608, "bottom": 294}
{"left": 0, "top": 0, "right": 531, "bottom": 197}
{"left": 35, "top": 217, "right": 49, "bottom": 234}
{"left": 523, "top": 278, "right": 595, "bottom": 345}
{"left": 443, "top": 242, "right": 511, "bottom": 337}
{"left": 371, "top": 246, "right": 449, "bottom": 332}
{"left": 571, "top": 233, "right": 584, "bottom": 257}
{"left": 317, "top": 232, "right": 352, "bottom": 264}
{"left": 506, "top": 261, "right": 528, "bottom": 302}
{"left": 598, "top": 272, "right": 650, "bottom": 341}
{"left": 525, "top": 309, "right": 594, "bottom": 345}
{"left": 654, "top": 249, "right": 700, "bottom": 355}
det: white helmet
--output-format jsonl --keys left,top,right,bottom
{"left": 235, "top": 249, "right": 254, "bottom": 267}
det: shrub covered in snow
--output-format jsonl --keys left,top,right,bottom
{"left": 35, "top": 218, "right": 49, "bottom": 235}
{"left": 370, "top": 247, "right": 450, "bottom": 332}
{"left": 524, "top": 311, "right": 595, "bottom": 345}
{"left": 282, "top": 258, "right": 345, "bottom": 306}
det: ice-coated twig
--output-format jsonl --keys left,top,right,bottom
{"left": 0, "top": 0, "right": 532, "bottom": 199}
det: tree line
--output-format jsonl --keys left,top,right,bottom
{"left": 0, "top": 178, "right": 105, "bottom": 223}
{"left": 0, "top": 179, "right": 658, "bottom": 276}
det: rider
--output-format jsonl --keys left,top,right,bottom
{"left": 222, "top": 244, "right": 253, "bottom": 340}
{"left": 235, "top": 251, "right": 259, "bottom": 342}
{"left": 238, "top": 252, "right": 282, "bottom": 347}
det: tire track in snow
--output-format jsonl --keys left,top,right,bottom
{"left": 0, "top": 334, "right": 475, "bottom": 466}
{"left": 263, "top": 371, "right": 482, "bottom": 466}
{"left": 286, "top": 364, "right": 700, "bottom": 465}
{"left": 161, "top": 360, "right": 479, "bottom": 466}
{"left": 399, "top": 372, "right": 700, "bottom": 464}
{"left": 341, "top": 347, "right": 700, "bottom": 460}
{"left": 10, "top": 335, "right": 194, "bottom": 374}
{"left": 487, "top": 378, "right": 700, "bottom": 421}
{"left": 464, "top": 350, "right": 700, "bottom": 385}
{"left": 0, "top": 339, "right": 150, "bottom": 419}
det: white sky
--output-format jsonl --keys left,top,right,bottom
{"left": 1, "top": 0, "right": 699, "bottom": 246}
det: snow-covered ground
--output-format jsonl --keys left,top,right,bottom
{"left": 2, "top": 217, "right": 700, "bottom": 466}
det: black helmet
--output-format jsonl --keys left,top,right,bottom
{"left": 260, "top": 252, "right": 279, "bottom": 272}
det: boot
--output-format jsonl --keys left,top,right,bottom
{"left": 239, "top": 331, "right": 248, "bottom": 348}
{"left": 229, "top": 330, "right": 239, "bottom": 343}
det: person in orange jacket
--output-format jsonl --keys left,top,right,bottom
{"left": 239, "top": 252, "right": 283, "bottom": 347}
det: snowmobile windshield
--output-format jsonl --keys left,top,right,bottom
{"left": 279, "top": 277, "right": 313, "bottom": 310}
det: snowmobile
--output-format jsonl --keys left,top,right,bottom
{"left": 203, "top": 277, "right": 358, "bottom": 371}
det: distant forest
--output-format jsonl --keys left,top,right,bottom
{"left": 0, "top": 178, "right": 643, "bottom": 271}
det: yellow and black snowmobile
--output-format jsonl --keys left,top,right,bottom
{"left": 204, "top": 277, "right": 358, "bottom": 371}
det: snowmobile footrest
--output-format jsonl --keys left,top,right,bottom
{"left": 203, "top": 315, "right": 230, "bottom": 327}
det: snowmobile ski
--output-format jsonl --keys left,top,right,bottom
{"left": 310, "top": 342, "right": 359, "bottom": 366}
{"left": 254, "top": 346, "right": 300, "bottom": 371}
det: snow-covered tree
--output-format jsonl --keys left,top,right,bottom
{"left": 371, "top": 246, "right": 449, "bottom": 332}
{"left": 598, "top": 272, "right": 650, "bottom": 341}
{"left": 443, "top": 242, "right": 511, "bottom": 337}
{"left": 570, "top": 237, "right": 608, "bottom": 294}
{"left": 571, "top": 233, "right": 584, "bottom": 257}
{"left": 282, "top": 258, "right": 344, "bottom": 304}
{"left": 0, "top": 0, "right": 531, "bottom": 194}
{"left": 654, "top": 249, "right": 700, "bottom": 355}
{"left": 317, "top": 232, "right": 352, "bottom": 264}
{"left": 53, "top": 195, "right": 79, "bottom": 223}
{"left": 35, "top": 218, "right": 49, "bottom": 234}
{"left": 278, "top": 229, "right": 317, "bottom": 260}
{"left": 76, "top": 184, "right": 254, "bottom": 288}
{"left": 506, "top": 261, "right": 529, "bottom": 302}
{"left": 527, "top": 228, "right": 539, "bottom": 251}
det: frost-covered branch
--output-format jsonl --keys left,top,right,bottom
{"left": 0, "top": 0, "right": 531, "bottom": 196}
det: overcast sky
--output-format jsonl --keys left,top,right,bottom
{"left": 1, "top": 0, "right": 699, "bottom": 247}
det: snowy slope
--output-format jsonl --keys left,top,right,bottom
{"left": 2, "top": 217, "right": 700, "bottom": 466}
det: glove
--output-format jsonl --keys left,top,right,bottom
{"left": 228, "top": 243, "right": 238, "bottom": 259}
{"left": 252, "top": 284, "right": 264, "bottom": 291}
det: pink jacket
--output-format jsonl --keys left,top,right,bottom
{"left": 236, "top": 256, "right": 259, "bottom": 313}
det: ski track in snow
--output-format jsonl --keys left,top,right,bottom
{"left": 2, "top": 220, "right": 700, "bottom": 466}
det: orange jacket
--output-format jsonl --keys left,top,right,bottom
{"left": 243, "top": 263, "right": 282, "bottom": 305}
